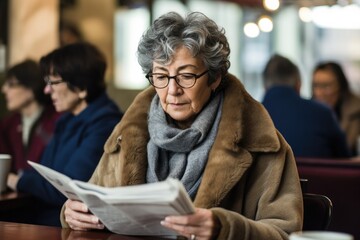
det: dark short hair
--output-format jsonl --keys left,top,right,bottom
{"left": 40, "top": 42, "right": 106, "bottom": 103}
{"left": 262, "top": 54, "right": 301, "bottom": 89}
{"left": 6, "top": 59, "right": 50, "bottom": 105}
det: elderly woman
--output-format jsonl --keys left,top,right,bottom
{"left": 312, "top": 61, "right": 360, "bottom": 156}
{"left": 0, "top": 59, "right": 60, "bottom": 173}
{"left": 5, "top": 42, "right": 123, "bottom": 226}
{"left": 62, "top": 12, "right": 303, "bottom": 239}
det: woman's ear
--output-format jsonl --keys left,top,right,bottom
{"left": 210, "top": 73, "right": 222, "bottom": 91}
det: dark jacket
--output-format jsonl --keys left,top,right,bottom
{"left": 17, "top": 93, "right": 123, "bottom": 226}
{"left": 62, "top": 75, "right": 303, "bottom": 239}
{"left": 262, "top": 86, "right": 350, "bottom": 158}
{"left": 0, "top": 105, "right": 61, "bottom": 172}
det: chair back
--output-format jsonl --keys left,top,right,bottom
{"left": 303, "top": 193, "right": 333, "bottom": 231}
{"left": 297, "top": 158, "right": 360, "bottom": 238}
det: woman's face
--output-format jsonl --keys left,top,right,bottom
{"left": 1, "top": 77, "right": 35, "bottom": 112}
{"left": 312, "top": 69, "right": 340, "bottom": 108}
{"left": 44, "top": 74, "right": 87, "bottom": 115}
{"left": 153, "top": 46, "right": 220, "bottom": 127}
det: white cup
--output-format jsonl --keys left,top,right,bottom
{"left": 290, "top": 231, "right": 353, "bottom": 240}
{"left": 0, "top": 154, "right": 11, "bottom": 193}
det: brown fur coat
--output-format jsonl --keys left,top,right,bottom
{"left": 61, "top": 74, "right": 303, "bottom": 239}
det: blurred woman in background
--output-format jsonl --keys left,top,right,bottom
{"left": 0, "top": 59, "right": 60, "bottom": 173}
{"left": 312, "top": 61, "right": 360, "bottom": 156}
{"left": 5, "top": 42, "right": 123, "bottom": 226}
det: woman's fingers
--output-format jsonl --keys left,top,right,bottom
{"left": 161, "top": 208, "right": 217, "bottom": 240}
{"left": 65, "top": 199, "right": 88, "bottom": 213}
{"left": 66, "top": 216, "right": 104, "bottom": 231}
{"left": 64, "top": 199, "right": 104, "bottom": 230}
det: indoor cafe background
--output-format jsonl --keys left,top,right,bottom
{"left": 0, "top": 0, "right": 360, "bottom": 117}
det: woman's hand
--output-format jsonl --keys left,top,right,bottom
{"left": 7, "top": 173, "right": 19, "bottom": 191}
{"left": 161, "top": 208, "right": 220, "bottom": 240}
{"left": 64, "top": 199, "right": 104, "bottom": 231}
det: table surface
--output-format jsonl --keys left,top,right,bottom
{"left": 0, "top": 193, "right": 179, "bottom": 239}
{"left": 0, "top": 221, "right": 176, "bottom": 240}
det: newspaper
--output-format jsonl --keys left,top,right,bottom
{"left": 27, "top": 161, "right": 195, "bottom": 238}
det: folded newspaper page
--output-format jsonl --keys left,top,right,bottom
{"left": 27, "top": 161, "right": 195, "bottom": 237}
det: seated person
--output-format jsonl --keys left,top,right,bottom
{"left": 312, "top": 61, "right": 360, "bottom": 156}
{"left": 62, "top": 12, "right": 303, "bottom": 240}
{"left": 5, "top": 42, "right": 123, "bottom": 227}
{"left": 262, "top": 54, "right": 350, "bottom": 158}
{"left": 0, "top": 59, "right": 60, "bottom": 173}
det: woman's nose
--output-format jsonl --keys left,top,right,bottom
{"left": 44, "top": 84, "right": 52, "bottom": 94}
{"left": 167, "top": 78, "right": 182, "bottom": 95}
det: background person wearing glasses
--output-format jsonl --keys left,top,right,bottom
{"left": 262, "top": 54, "right": 350, "bottom": 158}
{"left": 4, "top": 42, "right": 123, "bottom": 227}
{"left": 0, "top": 59, "right": 60, "bottom": 174}
{"left": 62, "top": 12, "right": 302, "bottom": 240}
{"left": 312, "top": 61, "right": 360, "bottom": 156}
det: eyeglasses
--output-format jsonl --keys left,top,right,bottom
{"left": 146, "top": 70, "right": 209, "bottom": 89}
{"left": 3, "top": 81, "right": 22, "bottom": 88}
{"left": 44, "top": 76, "right": 65, "bottom": 86}
{"left": 312, "top": 82, "right": 337, "bottom": 91}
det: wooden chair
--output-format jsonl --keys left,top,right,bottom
{"left": 302, "top": 193, "right": 333, "bottom": 231}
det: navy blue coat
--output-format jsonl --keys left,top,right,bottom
{"left": 16, "top": 93, "right": 123, "bottom": 226}
{"left": 262, "top": 86, "right": 350, "bottom": 158}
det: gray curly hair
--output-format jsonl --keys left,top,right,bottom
{"left": 137, "top": 11, "right": 230, "bottom": 85}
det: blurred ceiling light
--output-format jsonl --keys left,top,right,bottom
{"left": 298, "top": 7, "right": 313, "bottom": 22}
{"left": 258, "top": 15, "right": 273, "bottom": 32}
{"left": 263, "top": 0, "right": 280, "bottom": 11}
{"left": 312, "top": 4, "right": 360, "bottom": 29}
{"left": 244, "top": 22, "right": 260, "bottom": 38}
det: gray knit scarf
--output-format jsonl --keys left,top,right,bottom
{"left": 146, "top": 93, "right": 223, "bottom": 199}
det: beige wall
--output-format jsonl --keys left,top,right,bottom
{"left": 61, "top": 0, "right": 138, "bottom": 110}
{"left": 107, "top": 84, "right": 142, "bottom": 112}
{"left": 8, "top": 0, "right": 59, "bottom": 66}
{"left": 61, "top": 0, "right": 116, "bottom": 82}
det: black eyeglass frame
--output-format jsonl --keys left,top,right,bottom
{"left": 146, "top": 70, "right": 209, "bottom": 89}
{"left": 44, "top": 76, "right": 66, "bottom": 86}
{"left": 3, "top": 81, "right": 22, "bottom": 88}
